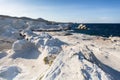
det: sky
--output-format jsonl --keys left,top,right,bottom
{"left": 0, "top": 0, "right": 120, "bottom": 23}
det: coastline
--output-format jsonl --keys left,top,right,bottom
{"left": 0, "top": 15, "right": 120, "bottom": 80}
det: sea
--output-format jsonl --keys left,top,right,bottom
{"left": 72, "top": 23, "right": 120, "bottom": 37}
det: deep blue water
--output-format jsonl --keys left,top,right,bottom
{"left": 71, "top": 23, "right": 120, "bottom": 37}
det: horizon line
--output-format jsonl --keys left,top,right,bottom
{"left": 0, "top": 14, "right": 120, "bottom": 24}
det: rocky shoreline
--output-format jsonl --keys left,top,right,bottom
{"left": 0, "top": 15, "right": 120, "bottom": 80}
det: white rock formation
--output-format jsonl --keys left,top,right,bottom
{"left": 0, "top": 66, "right": 21, "bottom": 80}
{"left": 0, "top": 15, "right": 120, "bottom": 80}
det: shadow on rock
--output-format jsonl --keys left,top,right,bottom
{"left": 78, "top": 46, "right": 120, "bottom": 80}
{"left": 11, "top": 48, "right": 40, "bottom": 59}
{"left": 10, "top": 39, "right": 41, "bottom": 59}
{"left": 0, "top": 52, "right": 7, "bottom": 59}
{"left": 91, "top": 52, "right": 120, "bottom": 80}
{"left": 0, "top": 66, "right": 21, "bottom": 80}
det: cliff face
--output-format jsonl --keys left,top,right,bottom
{"left": 0, "top": 15, "right": 120, "bottom": 80}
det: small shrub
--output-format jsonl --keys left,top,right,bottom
{"left": 43, "top": 55, "right": 56, "bottom": 66}
{"left": 43, "top": 56, "right": 49, "bottom": 64}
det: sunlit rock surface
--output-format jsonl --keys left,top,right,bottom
{"left": 0, "top": 15, "right": 120, "bottom": 80}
